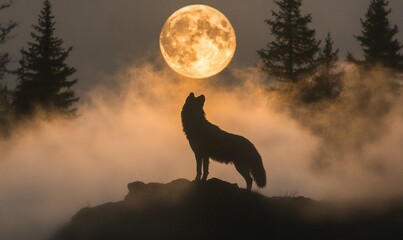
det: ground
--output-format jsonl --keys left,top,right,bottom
{"left": 52, "top": 178, "right": 403, "bottom": 240}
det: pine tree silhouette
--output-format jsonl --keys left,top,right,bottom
{"left": 355, "top": 0, "right": 403, "bottom": 70}
{"left": 301, "top": 33, "right": 342, "bottom": 102}
{"left": 13, "top": 0, "right": 78, "bottom": 117}
{"left": 258, "top": 0, "right": 320, "bottom": 83}
{"left": 0, "top": 2, "right": 17, "bottom": 133}
{"left": 319, "top": 33, "right": 339, "bottom": 70}
{"left": 311, "top": 32, "right": 342, "bottom": 100}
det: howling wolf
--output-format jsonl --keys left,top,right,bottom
{"left": 181, "top": 92, "right": 266, "bottom": 191}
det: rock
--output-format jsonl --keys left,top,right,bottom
{"left": 124, "top": 178, "right": 193, "bottom": 205}
{"left": 52, "top": 178, "right": 403, "bottom": 240}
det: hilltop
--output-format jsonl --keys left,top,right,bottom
{"left": 52, "top": 178, "right": 403, "bottom": 240}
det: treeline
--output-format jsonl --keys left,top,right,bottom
{"left": 258, "top": 0, "right": 403, "bottom": 102}
{"left": 1, "top": 0, "right": 403, "bottom": 135}
{"left": 0, "top": 0, "right": 78, "bottom": 136}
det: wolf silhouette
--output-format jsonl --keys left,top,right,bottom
{"left": 181, "top": 92, "right": 266, "bottom": 191}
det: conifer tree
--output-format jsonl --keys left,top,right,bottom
{"left": 317, "top": 33, "right": 341, "bottom": 96}
{"left": 258, "top": 0, "right": 321, "bottom": 82}
{"left": 302, "top": 33, "right": 342, "bottom": 102}
{"left": 356, "top": 0, "right": 403, "bottom": 70}
{"left": 0, "top": 2, "right": 16, "bottom": 80}
{"left": 13, "top": 0, "right": 78, "bottom": 117}
{"left": 319, "top": 33, "right": 339, "bottom": 70}
{"left": 0, "top": 2, "right": 17, "bottom": 130}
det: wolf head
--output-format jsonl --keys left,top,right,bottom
{"left": 182, "top": 92, "right": 206, "bottom": 119}
{"left": 186, "top": 92, "right": 205, "bottom": 106}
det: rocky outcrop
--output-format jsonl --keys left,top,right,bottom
{"left": 52, "top": 178, "right": 403, "bottom": 240}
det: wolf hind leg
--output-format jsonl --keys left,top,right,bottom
{"left": 235, "top": 163, "right": 253, "bottom": 191}
{"left": 201, "top": 156, "right": 209, "bottom": 181}
{"left": 194, "top": 154, "right": 202, "bottom": 181}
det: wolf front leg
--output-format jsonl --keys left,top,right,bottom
{"left": 194, "top": 154, "right": 202, "bottom": 181}
{"left": 201, "top": 156, "right": 209, "bottom": 181}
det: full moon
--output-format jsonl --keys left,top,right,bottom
{"left": 160, "top": 5, "right": 236, "bottom": 79}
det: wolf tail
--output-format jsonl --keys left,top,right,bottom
{"left": 251, "top": 152, "right": 266, "bottom": 188}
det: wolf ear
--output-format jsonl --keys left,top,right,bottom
{"left": 186, "top": 92, "right": 195, "bottom": 102}
{"left": 199, "top": 95, "right": 205, "bottom": 106}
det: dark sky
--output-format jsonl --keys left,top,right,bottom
{"left": 3, "top": 0, "right": 403, "bottom": 92}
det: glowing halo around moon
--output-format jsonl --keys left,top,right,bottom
{"left": 160, "top": 5, "right": 236, "bottom": 79}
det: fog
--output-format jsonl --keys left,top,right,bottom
{"left": 1, "top": 61, "right": 403, "bottom": 239}
{"left": 2, "top": 1, "right": 403, "bottom": 239}
{"left": 0, "top": 63, "right": 313, "bottom": 239}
